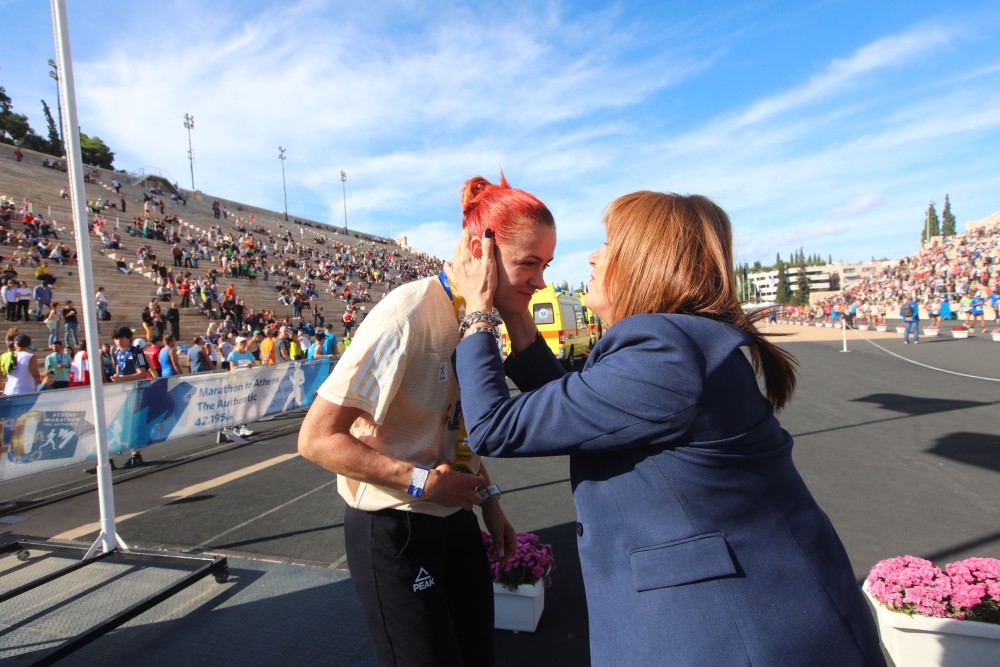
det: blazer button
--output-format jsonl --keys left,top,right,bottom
{"left": 575, "top": 522, "right": 583, "bottom": 537}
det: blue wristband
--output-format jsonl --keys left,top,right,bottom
{"left": 407, "top": 466, "right": 430, "bottom": 498}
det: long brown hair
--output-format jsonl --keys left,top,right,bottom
{"left": 602, "top": 191, "right": 797, "bottom": 410}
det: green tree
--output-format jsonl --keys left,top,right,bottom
{"left": 80, "top": 133, "right": 115, "bottom": 168}
{"left": 922, "top": 202, "right": 940, "bottom": 243}
{"left": 795, "top": 263, "right": 811, "bottom": 306}
{"left": 774, "top": 263, "right": 791, "bottom": 304}
{"left": 941, "top": 194, "right": 956, "bottom": 236}
{"left": 0, "top": 86, "right": 46, "bottom": 150}
{"left": 41, "top": 99, "right": 63, "bottom": 156}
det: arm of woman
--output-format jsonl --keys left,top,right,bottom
{"left": 298, "top": 398, "right": 485, "bottom": 509}
{"left": 456, "top": 315, "right": 702, "bottom": 457}
{"left": 29, "top": 355, "right": 42, "bottom": 385}
{"left": 476, "top": 460, "right": 516, "bottom": 564}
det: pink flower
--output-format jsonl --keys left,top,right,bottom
{"left": 483, "top": 531, "right": 555, "bottom": 590}
{"left": 867, "top": 556, "right": 952, "bottom": 618}
{"left": 946, "top": 558, "right": 1000, "bottom": 623}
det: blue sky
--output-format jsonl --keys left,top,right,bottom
{"left": 3, "top": 1, "right": 1000, "bottom": 288}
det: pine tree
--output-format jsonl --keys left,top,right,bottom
{"left": 941, "top": 195, "right": 956, "bottom": 236}
{"left": 795, "top": 263, "right": 811, "bottom": 306}
{"left": 41, "top": 100, "right": 62, "bottom": 156}
{"left": 923, "top": 202, "right": 941, "bottom": 243}
{"left": 775, "top": 264, "right": 791, "bottom": 304}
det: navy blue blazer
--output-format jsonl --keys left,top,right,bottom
{"left": 456, "top": 314, "right": 885, "bottom": 666}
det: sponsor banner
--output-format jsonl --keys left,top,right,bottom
{"left": 0, "top": 359, "right": 332, "bottom": 483}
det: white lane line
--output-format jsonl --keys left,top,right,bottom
{"left": 165, "top": 453, "right": 299, "bottom": 498}
{"left": 193, "top": 479, "right": 338, "bottom": 549}
{"left": 50, "top": 454, "right": 299, "bottom": 540}
{"left": 52, "top": 512, "right": 144, "bottom": 541}
{"left": 853, "top": 331, "right": 1000, "bottom": 383}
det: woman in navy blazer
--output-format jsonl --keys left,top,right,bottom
{"left": 447, "top": 192, "right": 885, "bottom": 666}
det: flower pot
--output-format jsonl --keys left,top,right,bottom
{"left": 863, "top": 582, "right": 1000, "bottom": 666}
{"left": 923, "top": 328, "right": 939, "bottom": 336}
{"left": 857, "top": 324, "right": 870, "bottom": 331}
{"left": 875, "top": 325, "right": 888, "bottom": 332}
{"left": 824, "top": 322, "right": 834, "bottom": 328}
{"left": 493, "top": 581, "right": 544, "bottom": 632}
{"left": 952, "top": 330, "right": 970, "bottom": 339}
{"left": 895, "top": 326, "right": 906, "bottom": 334}
{"left": 991, "top": 333, "right": 1000, "bottom": 342}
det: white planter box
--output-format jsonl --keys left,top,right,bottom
{"left": 857, "top": 324, "right": 870, "bottom": 331}
{"left": 895, "top": 326, "right": 906, "bottom": 334}
{"left": 863, "top": 582, "right": 1000, "bottom": 666}
{"left": 991, "top": 333, "right": 1000, "bottom": 342}
{"left": 824, "top": 322, "right": 834, "bottom": 328}
{"left": 493, "top": 581, "right": 544, "bottom": 632}
{"left": 951, "top": 330, "right": 970, "bottom": 339}
{"left": 875, "top": 325, "right": 888, "bottom": 332}
{"left": 923, "top": 328, "right": 939, "bottom": 336}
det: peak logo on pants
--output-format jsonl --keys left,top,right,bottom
{"left": 413, "top": 566, "right": 435, "bottom": 591}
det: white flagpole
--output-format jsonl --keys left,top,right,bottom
{"left": 51, "top": 0, "right": 126, "bottom": 555}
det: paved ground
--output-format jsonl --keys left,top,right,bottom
{"left": 1, "top": 324, "right": 998, "bottom": 665}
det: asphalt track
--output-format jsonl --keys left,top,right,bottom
{"left": 1, "top": 325, "right": 998, "bottom": 665}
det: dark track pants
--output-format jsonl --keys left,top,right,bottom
{"left": 344, "top": 506, "right": 494, "bottom": 667}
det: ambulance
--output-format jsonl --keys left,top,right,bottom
{"left": 503, "top": 284, "right": 590, "bottom": 369}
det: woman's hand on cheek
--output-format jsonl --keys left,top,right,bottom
{"left": 446, "top": 229, "right": 497, "bottom": 313}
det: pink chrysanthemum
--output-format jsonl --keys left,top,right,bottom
{"left": 483, "top": 531, "right": 555, "bottom": 591}
{"left": 946, "top": 557, "right": 1000, "bottom": 624}
{"left": 867, "top": 556, "right": 952, "bottom": 618}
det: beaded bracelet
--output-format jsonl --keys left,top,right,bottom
{"left": 458, "top": 309, "right": 502, "bottom": 338}
{"left": 464, "top": 323, "right": 501, "bottom": 345}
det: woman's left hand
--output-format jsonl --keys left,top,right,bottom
{"left": 481, "top": 498, "right": 517, "bottom": 566}
{"left": 446, "top": 229, "right": 496, "bottom": 314}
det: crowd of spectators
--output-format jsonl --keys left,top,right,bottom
{"left": 779, "top": 220, "right": 1000, "bottom": 330}
{"left": 0, "top": 164, "right": 445, "bottom": 396}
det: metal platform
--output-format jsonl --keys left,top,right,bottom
{"left": 0, "top": 537, "right": 228, "bottom": 666}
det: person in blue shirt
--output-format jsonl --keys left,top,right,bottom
{"left": 158, "top": 335, "right": 183, "bottom": 377}
{"left": 226, "top": 336, "right": 256, "bottom": 370}
{"left": 320, "top": 328, "right": 338, "bottom": 358}
{"left": 224, "top": 336, "right": 256, "bottom": 438}
{"left": 900, "top": 295, "right": 920, "bottom": 344}
{"left": 306, "top": 334, "right": 330, "bottom": 359}
{"left": 989, "top": 288, "right": 1000, "bottom": 326}
{"left": 968, "top": 291, "right": 986, "bottom": 333}
{"left": 110, "top": 326, "right": 150, "bottom": 467}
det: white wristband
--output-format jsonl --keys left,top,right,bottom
{"left": 478, "top": 483, "right": 501, "bottom": 502}
{"left": 407, "top": 466, "right": 430, "bottom": 498}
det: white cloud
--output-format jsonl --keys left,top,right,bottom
{"left": 830, "top": 193, "right": 888, "bottom": 219}
{"left": 734, "top": 24, "right": 953, "bottom": 128}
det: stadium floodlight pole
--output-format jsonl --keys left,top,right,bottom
{"left": 51, "top": 0, "right": 127, "bottom": 556}
{"left": 341, "top": 170, "right": 348, "bottom": 234}
{"left": 46, "top": 58, "right": 64, "bottom": 152}
{"left": 278, "top": 146, "right": 288, "bottom": 221}
{"left": 183, "top": 113, "right": 195, "bottom": 191}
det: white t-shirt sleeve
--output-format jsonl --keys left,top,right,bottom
{"left": 318, "top": 303, "right": 410, "bottom": 424}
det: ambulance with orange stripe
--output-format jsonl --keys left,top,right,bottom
{"left": 502, "top": 284, "right": 590, "bottom": 369}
